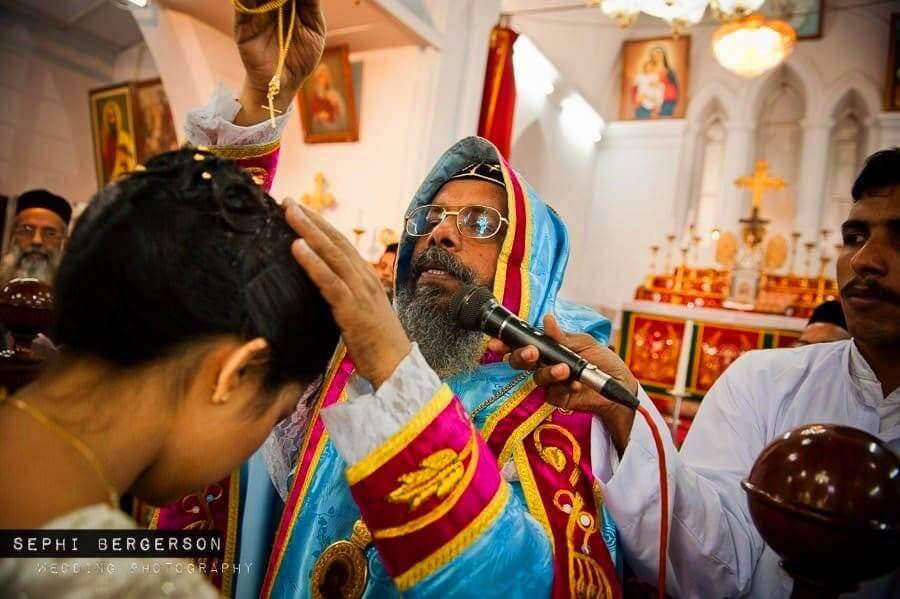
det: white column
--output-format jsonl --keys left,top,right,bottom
{"left": 793, "top": 120, "right": 833, "bottom": 241}
{"left": 875, "top": 112, "right": 900, "bottom": 151}
{"left": 132, "top": 4, "right": 240, "bottom": 144}
{"left": 671, "top": 124, "right": 699, "bottom": 237}
{"left": 716, "top": 124, "right": 755, "bottom": 233}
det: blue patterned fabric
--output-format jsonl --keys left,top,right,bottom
{"left": 236, "top": 137, "right": 619, "bottom": 597}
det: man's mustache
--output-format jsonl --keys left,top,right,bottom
{"left": 841, "top": 278, "right": 900, "bottom": 305}
{"left": 410, "top": 247, "right": 477, "bottom": 284}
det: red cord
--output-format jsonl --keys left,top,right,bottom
{"left": 637, "top": 404, "right": 669, "bottom": 599}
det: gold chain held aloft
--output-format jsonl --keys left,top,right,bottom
{"left": 232, "top": 0, "right": 296, "bottom": 128}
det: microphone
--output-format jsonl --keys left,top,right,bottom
{"left": 450, "top": 285, "right": 640, "bottom": 410}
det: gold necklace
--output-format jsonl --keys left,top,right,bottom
{"left": 470, "top": 372, "right": 531, "bottom": 418}
{"left": 232, "top": 0, "right": 297, "bottom": 129}
{"left": 1, "top": 391, "right": 119, "bottom": 509}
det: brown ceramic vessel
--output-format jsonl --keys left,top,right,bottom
{"left": 742, "top": 423, "right": 900, "bottom": 597}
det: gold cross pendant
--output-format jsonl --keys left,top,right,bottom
{"left": 262, "top": 99, "right": 284, "bottom": 129}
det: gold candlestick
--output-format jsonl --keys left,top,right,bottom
{"left": 817, "top": 255, "right": 831, "bottom": 277}
{"left": 690, "top": 235, "right": 702, "bottom": 280}
{"left": 645, "top": 245, "right": 660, "bottom": 289}
{"left": 674, "top": 246, "right": 689, "bottom": 291}
{"left": 352, "top": 227, "right": 365, "bottom": 249}
{"left": 788, "top": 231, "right": 802, "bottom": 276}
{"left": 691, "top": 234, "right": 702, "bottom": 263}
{"left": 816, "top": 255, "right": 832, "bottom": 303}
{"left": 803, "top": 241, "right": 816, "bottom": 278}
{"left": 664, "top": 234, "right": 676, "bottom": 273}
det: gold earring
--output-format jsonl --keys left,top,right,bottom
{"left": 211, "top": 389, "right": 231, "bottom": 404}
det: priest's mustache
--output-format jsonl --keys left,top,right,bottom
{"left": 410, "top": 247, "right": 477, "bottom": 284}
{"left": 841, "top": 278, "right": 900, "bottom": 305}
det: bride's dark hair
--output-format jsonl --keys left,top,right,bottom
{"left": 54, "top": 148, "right": 339, "bottom": 393}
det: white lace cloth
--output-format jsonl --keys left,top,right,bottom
{"left": 262, "top": 377, "right": 321, "bottom": 500}
{"left": 321, "top": 343, "right": 442, "bottom": 465}
{"left": 183, "top": 83, "right": 292, "bottom": 148}
{"left": 0, "top": 504, "right": 217, "bottom": 598}
{"left": 261, "top": 344, "right": 442, "bottom": 499}
{"left": 184, "top": 88, "right": 445, "bottom": 488}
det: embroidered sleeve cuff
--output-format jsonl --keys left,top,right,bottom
{"left": 342, "top": 387, "right": 508, "bottom": 591}
{"left": 321, "top": 343, "right": 442, "bottom": 465}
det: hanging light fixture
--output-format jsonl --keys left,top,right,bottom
{"left": 637, "top": 0, "right": 708, "bottom": 35}
{"left": 598, "top": 0, "right": 642, "bottom": 28}
{"left": 712, "top": 14, "right": 796, "bottom": 78}
{"left": 110, "top": 0, "right": 150, "bottom": 8}
{"left": 709, "top": 0, "right": 765, "bottom": 21}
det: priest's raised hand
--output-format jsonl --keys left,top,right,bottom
{"left": 487, "top": 314, "right": 639, "bottom": 455}
{"left": 234, "top": 0, "right": 326, "bottom": 126}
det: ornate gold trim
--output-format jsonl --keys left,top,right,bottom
{"left": 492, "top": 159, "right": 516, "bottom": 309}
{"left": 480, "top": 377, "right": 537, "bottom": 443}
{"left": 394, "top": 482, "right": 510, "bottom": 591}
{"left": 520, "top": 182, "right": 534, "bottom": 321}
{"left": 221, "top": 469, "right": 242, "bottom": 597}
{"left": 209, "top": 138, "right": 281, "bottom": 160}
{"left": 310, "top": 520, "right": 371, "bottom": 599}
{"left": 346, "top": 386, "right": 455, "bottom": 485}
{"left": 496, "top": 402, "right": 554, "bottom": 468}
{"left": 375, "top": 429, "right": 478, "bottom": 539}
{"left": 263, "top": 348, "right": 348, "bottom": 598}
{"left": 512, "top": 444, "right": 555, "bottom": 553}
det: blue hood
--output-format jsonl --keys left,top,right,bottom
{"left": 396, "top": 136, "right": 610, "bottom": 347}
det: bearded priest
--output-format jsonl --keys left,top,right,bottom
{"left": 153, "top": 2, "right": 663, "bottom": 597}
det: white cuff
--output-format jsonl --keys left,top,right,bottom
{"left": 600, "top": 386, "right": 678, "bottom": 517}
{"left": 183, "top": 83, "right": 293, "bottom": 147}
{"left": 321, "top": 343, "right": 442, "bottom": 465}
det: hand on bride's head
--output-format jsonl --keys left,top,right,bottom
{"left": 50, "top": 148, "right": 339, "bottom": 505}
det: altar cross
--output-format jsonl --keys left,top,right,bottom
{"left": 735, "top": 160, "right": 786, "bottom": 211}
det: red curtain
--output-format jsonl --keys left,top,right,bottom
{"left": 477, "top": 24, "right": 518, "bottom": 159}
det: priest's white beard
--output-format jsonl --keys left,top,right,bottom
{"left": 0, "top": 245, "right": 61, "bottom": 285}
{"left": 396, "top": 248, "right": 485, "bottom": 380}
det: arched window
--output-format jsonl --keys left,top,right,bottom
{"left": 754, "top": 70, "right": 805, "bottom": 240}
{"left": 694, "top": 116, "right": 726, "bottom": 240}
{"left": 822, "top": 93, "right": 868, "bottom": 236}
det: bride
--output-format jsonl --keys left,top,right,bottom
{"left": 0, "top": 143, "right": 340, "bottom": 596}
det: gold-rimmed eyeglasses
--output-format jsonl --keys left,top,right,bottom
{"left": 405, "top": 204, "right": 508, "bottom": 240}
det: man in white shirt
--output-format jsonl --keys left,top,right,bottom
{"left": 491, "top": 147, "right": 900, "bottom": 598}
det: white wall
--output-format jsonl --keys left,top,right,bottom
{"left": 0, "top": 0, "right": 500, "bottom": 259}
{"left": 113, "top": 42, "right": 160, "bottom": 83}
{"left": 133, "top": 0, "right": 498, "bottom": 260}
{"left": 0, "top": 10, "right": 162, "bottom": 208}
{"left": 506, "top": 2, "right": 895, "bottom": 319}
{"left": 275, "top": 45, "right": 445, "bottom": 260}
{"left": 0, "top": 10, "right": 114, "bottom": 204}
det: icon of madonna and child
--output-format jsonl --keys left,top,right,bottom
{"left": 620, "top": 37, "right": 690, "bottom": 121}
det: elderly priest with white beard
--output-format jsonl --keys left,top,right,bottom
{"left": 1, "top": 189, "right": 71, "bottom": 286}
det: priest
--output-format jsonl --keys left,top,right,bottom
{"left": 1, "top": 189, "right": 71, "bottom": 285}
{"left": 154, "top": 2, "right": 639, "bottom": 597}
{"left": 257, "top": 146, "right": 630, "bottom": 598}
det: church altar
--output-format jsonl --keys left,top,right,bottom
{"left": 634, "top": 268, "right": 839, "bottom": 319}
{"left": 617, "top": 299, "right": 807, "bottom": 444}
